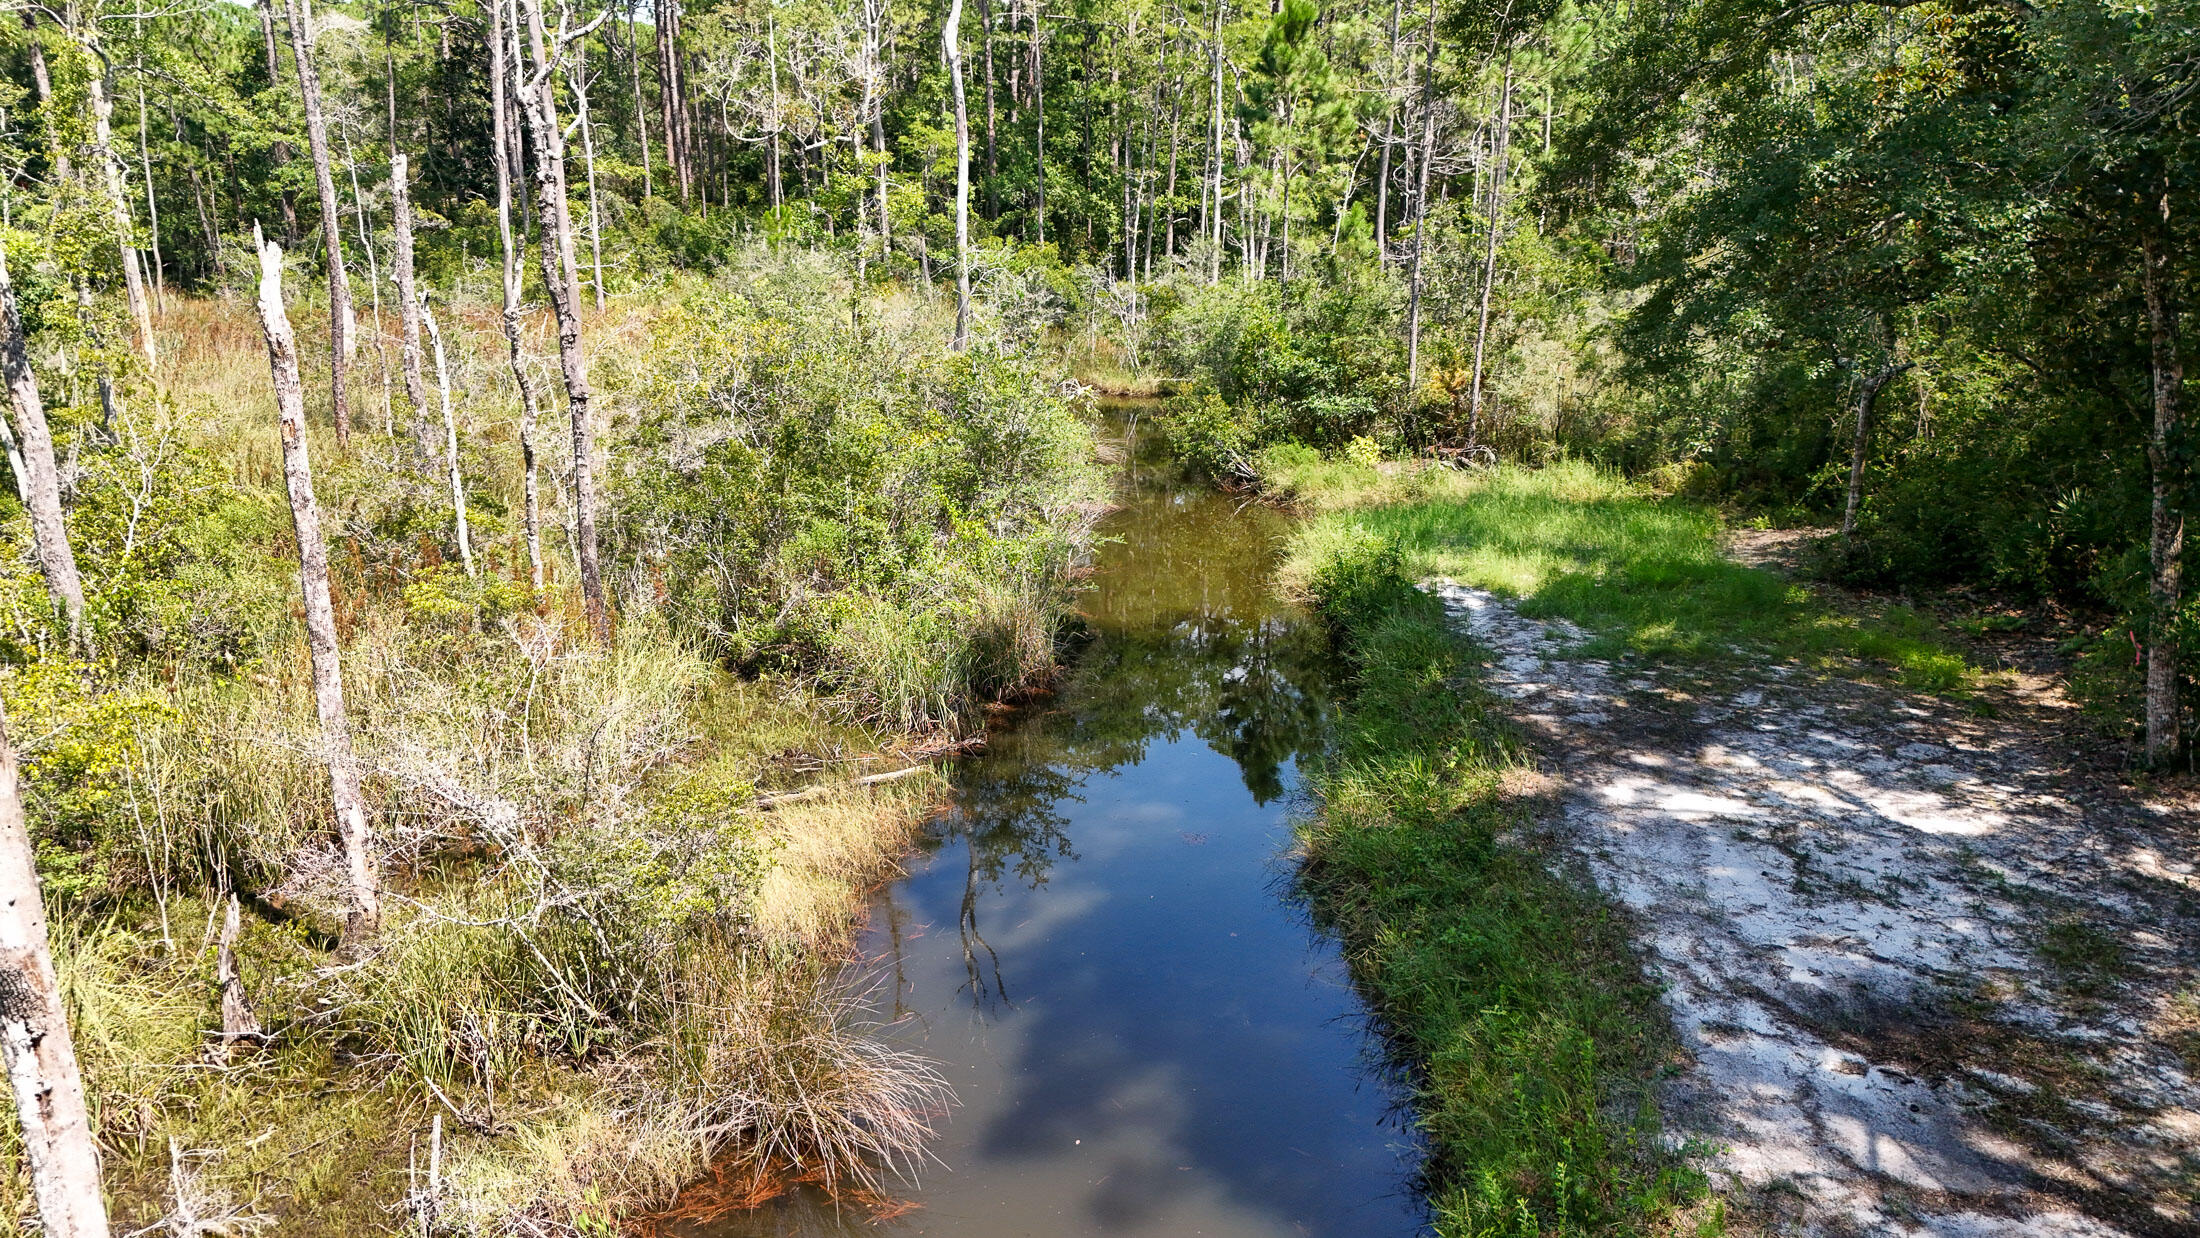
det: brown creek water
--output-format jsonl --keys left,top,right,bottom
{"left": 680, "top": 410, "right": 1428, "bottom": 1238}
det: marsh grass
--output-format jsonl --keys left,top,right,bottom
{"left": 1297, "top": 541, "right": 1716, "bottom": 1238}
{"left": 10, "top": 261, "right": 1085, "bottom": 1234}
{"left": 1274, "top": 459, "right": 1978, "bottom": 692}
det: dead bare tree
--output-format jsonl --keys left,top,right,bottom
{"left": 281, "top": 0, "right": 356, "bottom": 446}
{"left": 514, "top": 0, "right": 612, "bottom": 643}
{"left": 0, "top": 244, "right": 87, "bottom": 651}
{"left": 250, "top": 229, "right": 382, "bottom": 947}
{"left": 389, "top": 153, "right": 430, "bottom": 447}
{"left": 487, "top": 0, "right": 545, "bottom": 591}
{"left": 945, "top": 0, "right": 972, "bottom": 348}
{"left": 0, "top": 703, "right": 113, "bottom": 1238}
{"left": 419, "top": 293, "right": 477, "bottom": 578}
{"left": 71, "top": 20, "right": 157, "bottom": 369}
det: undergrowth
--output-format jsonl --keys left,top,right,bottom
{"left": 1296, "top": 534, "right": 1718, "bottom": 1238}
{"left": 1272, "top": 457, "right": 1978, "bottom": 693}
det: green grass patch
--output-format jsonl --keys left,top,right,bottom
{"left": 1298, "top": 537, "right": 1716, "bottom": 1238}
{"left": 1273, "top": 458, "right": 1978, "bottom": 690}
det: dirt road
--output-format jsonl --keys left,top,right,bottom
{"left": 1433, "top": 581, "right": 2199, "bottom": 1238}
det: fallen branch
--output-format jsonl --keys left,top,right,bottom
{"left": 753, "top": 766, "right": 931, "bottom": 811}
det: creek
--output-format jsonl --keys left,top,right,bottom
{"left": 685, "top": 408, "right": 1426, "bottom": 1237}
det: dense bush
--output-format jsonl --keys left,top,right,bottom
{"left": 604, "top": 256, "right": 1102, "bottom": 730}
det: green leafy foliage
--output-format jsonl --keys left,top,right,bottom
{"left": 606, "top": 258, "right": 1101, "bottom": 729}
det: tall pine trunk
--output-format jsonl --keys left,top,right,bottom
{"left": 2142, "top": 217, "right": 2187, "bottom": 764}
{"left": 283, "top": 0, "right": 354, "bottom": 446}
{"left": 0, "top": 245, "right": 86, "bottom": 652}
{"left": 628, "top": 12, "right": 653, "bottom": 200}
{"left": 0, "top": 705, "right": 111, "bottom": 1238}
{"left": 250, "top": 228, "right": 381, "bottom": 948}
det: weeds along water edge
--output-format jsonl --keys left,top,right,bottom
{"left": 1293, "top": 533, "right": 1721, "bottom": 1238}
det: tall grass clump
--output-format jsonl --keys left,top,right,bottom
{"left": 1298, "top": 532, "right": 1714, "bottom": 1238}
{"left": 1276, "top": 456, "right": 1977, "bottom": 689}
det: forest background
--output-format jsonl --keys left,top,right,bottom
{"left": 0, "top": 0, "right": 2190, "bottom": 1232}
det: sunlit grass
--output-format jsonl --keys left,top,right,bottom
{"left": 1274, "top": 457, "right": 1978, "bottom": 691}
{"left": 1296, "top": 541, "right": 1717, "bottom": 1237}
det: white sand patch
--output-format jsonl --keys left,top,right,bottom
{"left": 1429, "top": 581, "right": 2200, "bottom": 1237}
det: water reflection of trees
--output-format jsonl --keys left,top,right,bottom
{"left": 901, "top": 473, "right": 1338, "bottom": 1016}
{"left": 912, "top": 600, "right": 1334, "bottom": 1013}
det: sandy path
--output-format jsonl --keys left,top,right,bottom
{"left": 1431, "top": 581, "right": 2200, "bottom": 1238}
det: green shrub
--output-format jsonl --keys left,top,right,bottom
{"left": 1155, "top": 391, "right": 1252, "bottom": 480}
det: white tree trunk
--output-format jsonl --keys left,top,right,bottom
{"left": 488, "top": 0, "right": 544, "bottom": 592}
{"left": 0, "top": 706, "right": 112, "bottom": 1238}
{"left": 420, "top": 297, "right": 475, "bottom": 578}
{"left": 389, "top": 153, "right": 430, "bottom": 447}
{"left": 0, "top": 245, "right": 87, "bottom": 651}
{"left": 78, "top": 29, "right": 157, "bottom": 370}
{"left": 282, "top": 0, "right": 354, "bottom": 446}
{"left": 946, "top": 0, "right": 973, "bottom": 349}
{"left": 250, "top": 230, "right": 381, "bottom": 947}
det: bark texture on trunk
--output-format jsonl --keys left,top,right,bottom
{"left": 0, "top": 706, "right": 112, "bottom": 1238}
{"left": 517, "top": 0, "right": 611, "bottom": 644}
{"left": 0, "top": 246, "right": 87, "bottom": 651}
{"left": 1840, "top": 357, "right": 1912, "bottom": 541}
{"left": 2142, "top": 223, "right": 2187, "bottom": 764}
{"left": 283, "top": 0, "right": 354, "bottom": 446}
{"left": 250, "top": 231, "right": 381, "bottom": 947}
{"left": 389, "top": 154, "right": 430, "bottom": 443}
{"left": 215, "top": 894, "right": 261, "bottom": 1055}
{"left": 489, "top": 0, "right": 544, "bottom": 592}
{"left": 946, "top": 0, "right": 973, "bottom": 349}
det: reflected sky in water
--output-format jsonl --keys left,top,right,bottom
{"left": 684, "top": 414, "right": 1426, "bottom": 1238}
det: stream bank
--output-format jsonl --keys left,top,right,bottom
{"left": 667, "top": 410, "right": 1428, "bottom": 1238}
